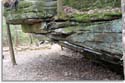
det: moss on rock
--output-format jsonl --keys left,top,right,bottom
{"left": 71, "top": 11, "right": 122, "bottom": 22}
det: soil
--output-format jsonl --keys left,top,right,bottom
{"left": 2, "top": 44, "right": 123, "bottom": 81}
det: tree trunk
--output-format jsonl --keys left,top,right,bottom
{"left": 27, "top": 33, "right": 33, "bottom": 46}
{"left": 6, "top": 23, "right": 17, "bottom": 65}
{"left": 121, "top": 0, "right": 125, "bottom": 76}
{"left": 57, "top": 0, "right": 64, "bottom": 18}
{"left": 15, "top": 25, "right": 19, "bottom": 47}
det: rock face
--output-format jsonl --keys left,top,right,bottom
{"left": 4, "top": 0, "right": 57, "bottom": 21}
{"left": 3, "top": 0, "right": 123, "bottom": 67}
{"left": 47, "top": 19, "right": 123, "bottom": 66}
{"left": 3, "top": 0, "right": 121, "bottom": 23}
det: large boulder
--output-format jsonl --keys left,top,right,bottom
{"left": 4, "top": 0, "right": 57, "bottom": 21}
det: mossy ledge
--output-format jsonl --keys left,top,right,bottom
{"left": 69, "top": 12, "right": 122, "bottom": 23}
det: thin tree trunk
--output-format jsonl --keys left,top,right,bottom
{"left": 27, "top": 33, "right": 33, "bottom": 46}
{"left": 57, "top": 0, "right": 64, "bottom": 18}
{"left": 15, "top": 25, "right": 19, "bottom": 47}
{"left": 6, "top": 23, "right": 17, "bottom": 65}
{"left": 121, "top": 0, "right": 125, "bottom": 76}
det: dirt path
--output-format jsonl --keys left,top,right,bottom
{"left": 2, "top": 44, "right": 122, "bottom": 81}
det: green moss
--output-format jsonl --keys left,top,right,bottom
{"left": 18, "top": 1, "right": 33, "bottom": 8}
{"left": 71, "top": 11, "right": 122, "bottom": 22}
{"left": 72, "top": 14, "right": 90, "bottom": 22}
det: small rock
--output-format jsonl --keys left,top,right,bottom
{"left": 103, "top": 78, "right": 109, "bottom": 80}
{"left": 64, "top": 71, "right": 72, "bottom": 76}
{"left": 64, "top": 72, "right": 68, "bottom": 76}
{"left": 88, "top": 10, "right": 95, "bottom": 14}
{"left": 42, "top": 77, "right": 48, "bottom": 80}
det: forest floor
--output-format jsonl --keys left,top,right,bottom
{"left": 2, "top": 44, "right": 123, "bottom": 81}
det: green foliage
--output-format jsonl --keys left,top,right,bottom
{"left": 2, "top": 18, "right": 35, "bottom": 46}
{"left": 64, "top": 0, "right": 121, "bottom": 11}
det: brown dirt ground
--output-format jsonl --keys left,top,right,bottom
{"left": 2, "top": 44, "right": 123, "bottom": 81}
